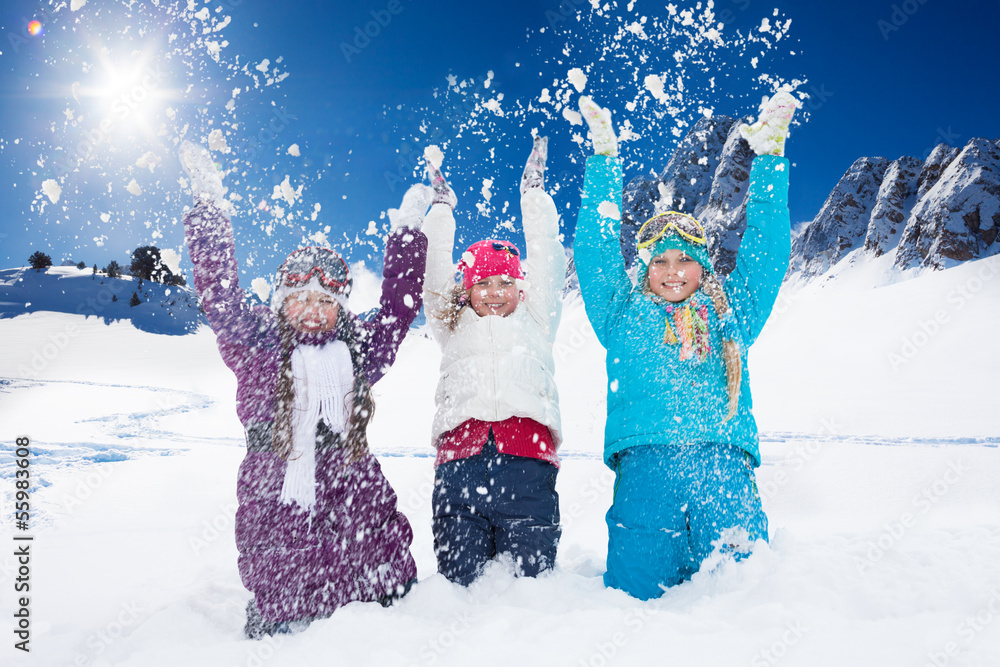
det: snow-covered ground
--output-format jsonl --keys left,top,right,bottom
{"left": 1, "top": 256, "right": 999, "bottom": 666}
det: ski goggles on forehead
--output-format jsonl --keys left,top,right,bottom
{"left": 636, "top": 211, "right": 707, "bottom": 250}
{"left": 278, "top": 247, "right": 350, "bottom": 292}
{"left": 491, "top": 242, "right": 519, "bottom": 257}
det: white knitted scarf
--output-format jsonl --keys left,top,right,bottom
{"left": 279, "top": 339, "right": 354, "bottom": 512}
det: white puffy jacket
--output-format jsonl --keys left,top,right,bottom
{"left": 423, "top": 188, "right": 566, "bottom": 449}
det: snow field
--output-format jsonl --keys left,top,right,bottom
{"left": 3, "top": 440, "right": 999, "bottom": 666}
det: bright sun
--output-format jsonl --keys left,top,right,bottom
{"left": 75, "top": 42, "right": 178, "bottom": 140}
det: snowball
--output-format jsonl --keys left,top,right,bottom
{"left": 100, "top": 212, "right": 110, "bottom": 223}
{"left": 41, "top": 179, "right": 61, "bottom": 204}
{"left": 160, "top": 249, "right": 181, "bottom": 275}
{"left": 403, "top": 294, "right": 414, "bottom": 309}
{"left": 424, "top": 145, "right": 444, "bottom": 169}
{"left": 644, "top": 74, "right": 668, "bottom": 104}
{"left": 287, "top": 144, "right": 300, "bottom": 157}
{"left": 271, "top": 175, "right": 301, "bottom": 207}
{"left": 568, "top": 67, "right": 587, "bottom": 92}
{"left": 126, "top": 179, "right": 142, "bottom": 196}
{"left": 539, "top": 88, "right": 551, "bottom": 104}
{"left": 135, "top": 151, "right": 161, "bottom": 172}
{"left": 598, "top": 201, "right": 621, "bottom": 220}
{"left": 255, "top": 59, "right": 270, "bottom": 73}
{"left": 462, "top": 251, "right": 476, "bottom": 267}
{"left": 208, "top": 129, "right": 229, "bottom": 153}
{"left": 610, "top": 379, "right": 619, "bottom": 393}
{"left": 481, "top": 178, "right": 494, "bottom": 203}
{"left": 562, "top": 107, "right": 583, "bottom": 126}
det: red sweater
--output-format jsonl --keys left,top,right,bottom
{"left": 435, "top": 416, "right": 559, "bottom": 467}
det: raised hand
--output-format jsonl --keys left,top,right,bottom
{"left": 179, "top": 140, "right": 227, "bottom": 204}
{"left": 578, "top": 95, "right": 618, "bottom": 157}
{"left": 521, "top": 135, "right": 548, "bottom": 195}
{"left": 426, "top": 162, "right": 457, "bottom": 210}
{"left": 388, "top": 183, "right": 433, "bottom": 231}
{"left": 740, "top": 90, "right": 800, "bottom": 157}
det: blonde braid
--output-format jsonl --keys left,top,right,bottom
{"left": 272, "top": 318, "right": 298, "bottom": 459}
{"left": 701, "top": 273, "right": 742, "bottom": 421}
{"left": 432, "top": 284, "right": 472, "bottom": 331}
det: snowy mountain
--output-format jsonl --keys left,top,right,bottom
{"left": 0, "top": 266, "right": 205, "bottom": 335}
{"left": 791, "top": 137, "right": 1000, "bottom": 280}
{"left": 787, "top": 156, "right": 889, "bottom": 279}
{"left": 618, "top": 117, "right": 1000, "bottom": 284}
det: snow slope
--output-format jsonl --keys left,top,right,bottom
{"left": 0, "top": 266, "right": 204, "bottom": 336}
{"left": 1, "top": 257, "right": 999, "bottom": 667}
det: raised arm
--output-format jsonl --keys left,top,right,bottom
{"left": 725, "top": 91, "right": 798, "bottom": 346}
{"left": 723, "top": 155, "right": 791, "bottom": 346}
{"left": 180, "top": 142, "right": 273, "bottom": 347}
{"left": 359, "top": 184, "right": 431, "bottom": 384}
{"left": 572, "top": 155, "right": 633, "bottom": 346}
{"left": 421, "top": 163, "right": 460, "bottom": 342}
{"left": 572, "top": 97, "right": 634, "bottom": 347}
{"left": 518, "top": 137, "right": 566, "bottom": 340}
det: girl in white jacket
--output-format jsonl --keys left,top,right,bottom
{"left": 422, "top": 137, "right": 566, "bottom": 585}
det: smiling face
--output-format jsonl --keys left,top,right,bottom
{"left": 646, "top": 249, "right": 703, "bottom": 302}
{"left": 469, "top": 274, "right": 520, "bottom": 318}
{"left": 281, "top": 290, "right": 340, "bottom": 334}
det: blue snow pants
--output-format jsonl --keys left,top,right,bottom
{"left": 604, "top": 443, "right": 768, "bottom": 600}
{"left": 432, "top": 434, "right": 561, "bottom": 586}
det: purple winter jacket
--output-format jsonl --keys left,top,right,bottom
{"left": 183, "top": 201, "right": 426, "bottom": 623}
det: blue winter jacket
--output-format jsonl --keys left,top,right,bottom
{"left": 574, "top": 154, "right": 790, "bottom": 467}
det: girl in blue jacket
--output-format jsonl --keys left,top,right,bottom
{"left": 573, "top": 92, "right": 798, "bottom": 599}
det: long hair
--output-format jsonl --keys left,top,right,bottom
{"left": 272, "top": 307, "right": 375, "bottom": 464}
{"left": 431, "top": 284, "right": 472, "bottom": 331}
{"left": 699, "top": 273, "right": 742, "bottom": 421}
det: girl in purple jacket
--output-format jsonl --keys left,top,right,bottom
{"left": 179, "top": 142, "right": 430, "bottom": 638}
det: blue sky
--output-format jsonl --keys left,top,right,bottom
{"left": 0, "top": 0, "right": 997, "bottom": 282}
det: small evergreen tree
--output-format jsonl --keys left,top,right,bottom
{"left": 92, "top": 264, "right": 98, "bottom": 280}
{"left": 76, "top": 261, "right": 86, "bottom": 269}
{"left": 28, "top": 251, "right": 52, "bottom": 271}
{"left": 112, "top": 294, "right": 118, "bottom": 302}
{"left": 104, "top": 261, "right": 122, "bottom": 278}
{"left": 129, "top": 292, "right": 141, "bottom": 307}
{"left": 129, "top": 245, "right": 177, "bottom": 283}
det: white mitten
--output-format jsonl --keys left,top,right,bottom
{"left": 578, "top": 95, "right": 618, "bottom": 157}
{"left": 426, "top": 163, "right": 457, "bottom": 210}
{"left": 388, "top": 183, "right": 434, "bottom": 231}
{"left": 179, "top": 140, "right": 227, "bottom": 204}
{"left": 521, "top": 135, "right": 548, "bottom": 195}
{"left": 740, "top": 90, "right": 800, "bottom": 157}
